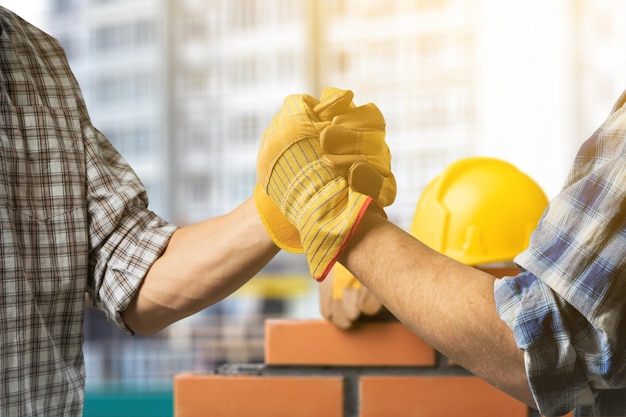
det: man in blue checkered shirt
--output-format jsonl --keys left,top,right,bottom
{"left": 334, "top": 90, "right": 626, "bottom": 416}
{"left": 494, "top": 90, "right": 626, "bottom": 416}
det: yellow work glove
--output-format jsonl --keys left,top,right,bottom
{"left": 255, "top": 88, "right": 396, "bottom": 257}
{"left": 319, "top": 262, "right": 383, "bottom": 329}
{"left": 254, "top": 187, "right": 303, "bottom": 253}
{"left": 321, "top": 103, "right": 396, "bottom": 207}
{"left": 256, "top": 88, "right": 383, "bottom": 281}
{"left": 254, "top": 88, "right": 355, "bottom": 254}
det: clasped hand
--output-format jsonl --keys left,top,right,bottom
{"left": 255, "top": 87, "right": 396, "bottom": 282}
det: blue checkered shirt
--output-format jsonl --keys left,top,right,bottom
{"left": 495, "top": 90, "right": 626, "bottom": 416}
{"left": 0, "top": 7, "right": 176, "bottom": 416}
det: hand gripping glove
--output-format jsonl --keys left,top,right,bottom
{"left": 254, "top": 88, "right": 355, "bottom": 253}
{"left": 256, "top": 88, "right": 386, "bottom": 281}
{"left": 255, "top": 88, "right": 396, "bottom": 257}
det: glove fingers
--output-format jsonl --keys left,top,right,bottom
{"left": 321, "top": 154, "right": 366, "bottom": 173}
{"left": 257, "top": 95, "right": 325, "bottom": 188}
{"left": 315, "top": 88, "right": 355, "bottom": 121}
{"left": 331, "top": 103, "right": 385, "bottom": 130}
{"left": 332, "top": 262, "right": 361, "bottom": 292}
{"left": 331, "top": 299, "right": 354, "bottom": 330}
{"left": 319, "top": 158, "right": 396, "bottom": 207}
{"left": 357, "top": 286, "right": 384, "bottom": 316}
{"left": 323, "top": 153, "right": 392, "bottom": 177}
{"left": 321, "top": 125, "right": 388, "bottom": 155}
{"left": 320, "top": 87, "right": 353, "bottom": 103}
{"left": 320, "top": 265, "right": 359, "bottom": 329}
{"left": 342, "top": 287, "right": 361, "bottom": 321}
{"left": 278, "top": 94, "right": 320, "bottom": 123}
{"left": 319, "top": 273, "right": 334, "bottom": 321}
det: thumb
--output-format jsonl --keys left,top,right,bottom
{"left": 349, "top": 162, "right": 396, "bottom": 207}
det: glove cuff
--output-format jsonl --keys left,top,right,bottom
{"left": 302, "top": 187, "right": 374, "bottom": 282}
{"left": 254, "top": 183, "right": 304, "bottom": 253}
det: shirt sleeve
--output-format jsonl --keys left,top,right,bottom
{"left": 494, "top": 90, "right": 626, "bottom": 416}
{"left": 83, "top": 119, "right": 177, "bottom": 332}
{"left": 494, "top": 271, "right": 598, "bottom": 415}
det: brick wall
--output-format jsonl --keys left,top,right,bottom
{"left": 174, "top": 319, "right": 573, "bottom": 417}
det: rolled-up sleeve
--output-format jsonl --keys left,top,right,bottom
{"left": 494, "top": 90, "right": 626, "bottom": 416}
{"left": 495, "top": 271, "right": 599, "bottom": 416}
{"left": 84, "top": 122, "right": 177, "bottom": 331}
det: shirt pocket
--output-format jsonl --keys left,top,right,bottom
{"left": 0, "top": 104, "right": 86, "bottom": 221}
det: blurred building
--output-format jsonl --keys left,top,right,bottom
{"left": 45, "top": 0, "right": 314, "bottom": 225}
{"left": 43, "top": 0, "right": 317, "bottom": 390}
{"left": 316, "top": 0, "right": 626, "bottom": 225}
{"left": 38, "top": 0, "right": 626, "bottom": 392}
{"left": 44, "top": 0, "right": 626, "bottom": 227}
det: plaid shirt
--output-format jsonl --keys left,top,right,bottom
{"left": 0, "top": 8, "right": 176, "bottom": 416}
{"left": 495, "top": 90, "right": 626, "bottom": 416}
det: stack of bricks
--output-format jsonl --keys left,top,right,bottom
{"left": 174, "top": 318, "right": 573, "bottom": 417}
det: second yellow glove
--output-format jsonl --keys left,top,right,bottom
{"left": 321, "top": 103, "right": 396, "bottom": 207}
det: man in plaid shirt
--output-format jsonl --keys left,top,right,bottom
{"left": 3, "top": 3, "right": 626, "bottom": 417}
{"left": 254, "top": 81, "right": 626, "bottom": 414}
{"left": 494, "top": 90, "right": 626, "bottom": 416}
{"left": 0, "top": 7, "right": 280, "bottom": 416}
{"left": 331, "top": 90, "right": 626, "bottom": 416}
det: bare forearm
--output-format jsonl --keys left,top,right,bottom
{"left": 338, "top": 208, "right": 535, "bottom": 408}
{"left": 122, "top": 197, "right": 280, "bottom": 335}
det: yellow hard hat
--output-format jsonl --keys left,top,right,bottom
{"left": 410, "top": 157, "right": 548, "bottom": 266}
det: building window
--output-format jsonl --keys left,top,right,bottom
{"left": 229, "top": 56, "right": 257, "bottom": 87}
{"left": 103, "top": 124, "right": 156, "bottom": 162}
{"left": 274, "top": 0, "right": 297, "bottom": 23}
{"left": 52, "top": 0, "right": 76, "bottom": 13}
{"left": 93, "top": 72, "right": 155, "bottom": 105}
{"left": 55, "top": 33, "right": 76, "bottom": 60}
{"left": 230, "top": 113, "right": 260, "bottom": 148}
{"left": 231, "top": 0, "right": 256, "bottom": 30}
{"left": 276, "top": 52, "right": 296, "bottom": 80}
{"left": 416, "top": 0, "right": 449, "bottom": 11}
{"left": 182, "top": 15, "right": 208, "bottom": 41}
{"left": 92, "top": 20, "right": 158, "bottom": 53}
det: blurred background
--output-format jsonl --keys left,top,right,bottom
{"left": 5, "top": 0, "right": 626, "bottom": 415}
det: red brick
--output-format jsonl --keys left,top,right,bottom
{"left": 265, "top": 319, "right": 436, "bottom": 366}
{"left": 174, "top": 374, "right": 343, "bottom": 417}
{"left": 359, "top": 376, "right": 528, "bottom": 417}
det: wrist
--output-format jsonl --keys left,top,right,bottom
{"left": 338, "top": 202, "right": 388, "bottom": 259}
